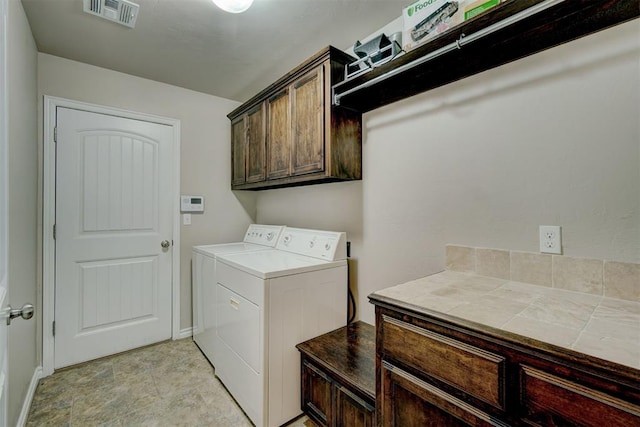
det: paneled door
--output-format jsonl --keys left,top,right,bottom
{"left": 291, "top": 66, "right": 324, "bottom": 176}
{"left": 246, "top": 103, "right": 266, "bottom": 183}
{"left": 231, "top": 116, "right": 246, "bottom": 186}
{"left": 54, "top": 107, "right": 173, "bottom": 368}
{"left": 266, "top": 87, "right": 291, "bottom": 180}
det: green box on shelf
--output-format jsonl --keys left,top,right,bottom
{"left": 402, "top": 0, "right": 503, "bottom": 52}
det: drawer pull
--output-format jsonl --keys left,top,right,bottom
{"left": 230, "top": 298, "right": 239, "bottom": 310}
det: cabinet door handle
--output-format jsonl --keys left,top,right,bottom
{"left": 230, "top": 298, "right": 239, "bottom": 310}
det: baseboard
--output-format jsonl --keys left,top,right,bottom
{"left": 177, "top": 327, "right": 193, "bottom": 340}
{"left": 16, "top": 366, "right": 42, "bottom": 427}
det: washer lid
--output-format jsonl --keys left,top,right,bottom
{"left": 192, "top": 242, "right": 275, "bottom": 257}
{"left": 216, "top": 250, "right": 346, "bottom": 279}
{"left": 192, "top": 224, "right": 285, "bottom": 256}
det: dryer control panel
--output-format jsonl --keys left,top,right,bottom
{"left": 244, "top": 224, "right": 285, "bottom": 247}
{"left": 276, "top": 228, "right": 347, "bottom": 261}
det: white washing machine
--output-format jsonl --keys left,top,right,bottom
{"left": 191, "top": 224, "right": 284, "bottom": 367}
{"left": 215, "top": 227, "right": 348, "bottom": 427}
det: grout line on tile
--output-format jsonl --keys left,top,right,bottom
{"left": 570, "top": 300, "right": 601, "bottom": 348}
{"left": 569, "top": 327, "right": 587, "bottom": 349}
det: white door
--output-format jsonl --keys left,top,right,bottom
{"left": 55, "top": 107, "right": 174, "bottom": 368}
{"left": 0, "top": 0, "right": 9, "bottom": 422}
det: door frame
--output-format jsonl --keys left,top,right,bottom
{"left": 42, "top": 96, "right": 181, "bottom": 376}
{"left": 0, "top": 0, "right": 8, "bottom": 423}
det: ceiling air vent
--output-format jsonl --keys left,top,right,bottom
{"left": 83, "top": 0, "right": 139, "bottom": 28}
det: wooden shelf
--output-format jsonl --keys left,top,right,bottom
{"left": 332, "top": 0, "right": 639, "bottom": 113}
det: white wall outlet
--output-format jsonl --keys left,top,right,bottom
{"left": 539, "top": 225, "right": 562, "bottom": 254}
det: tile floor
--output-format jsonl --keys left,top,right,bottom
{"left": 27, "top": 338, "right": 316, "bottom": 426}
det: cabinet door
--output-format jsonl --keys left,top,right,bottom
{"left": 381, "top": 362, "right": 506, "bottom": 427}
{"left": 246, "top": 103, "right": 266, "bottom": 183}
{"left": 336, "top": 385, "right": 374, "bottom": 427}
{"left": 267, "top": 87, "right": 291, "bottom": 180}
{"left": 291, "top": 65, "right": 324, "bottom": 176}
{"left": 301, "top": 359, "right": 332, "bottom": 426}
{"left": 231, "top": 116, "right": 246, "bottom": 186}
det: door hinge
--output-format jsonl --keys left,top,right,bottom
{"left": 54, "top": 127, "right": 57, "bottom": 143}
{"left": 53, "top": 224, "right": 56, "bottom": 240}
{"left": 52, "top": 321, "right": 55, "bottom": 336}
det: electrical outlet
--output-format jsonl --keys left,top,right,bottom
{"left": 539, "top": 225, "right": 561, "bottom": 254}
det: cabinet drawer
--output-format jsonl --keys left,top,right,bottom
{"left": 381, "top": 361, "right": 508, "bottom": 427}
{"left": 381, "top": 315, "right": 506, "bottom": 410}
{"left": 521, "top": 365, "right": 640, "bottom": 426}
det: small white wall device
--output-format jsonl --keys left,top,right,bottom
{"left": 181, "top": 195, "right": 204, "bottom": 212}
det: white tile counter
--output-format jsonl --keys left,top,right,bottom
{"left": 372, "top": 270, "right": 640, "bottom": 369}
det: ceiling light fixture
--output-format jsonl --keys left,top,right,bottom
{"left": 212, "top": 0, "right": 254, "bottom": 13}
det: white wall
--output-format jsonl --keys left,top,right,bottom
{"left": 257, "top": 20, "right": 640, "bottom": 325}
{"left": 37, "top": 54, "right": 255, "bottom": 330}
{"left": 6, "top": 0, "right": 38, "bottom": 424}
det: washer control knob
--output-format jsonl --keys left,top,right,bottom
{"left": 283, "top": 235, "right": 291, "bottom": 245}
{"left": 266, "top": 232, "right": 274, "bottom": 241}
{"left": 309, "top": 241, "right": 314, "bottom": 248}
{"left": 325, "top": 243, "right": 331, "bottom": 251}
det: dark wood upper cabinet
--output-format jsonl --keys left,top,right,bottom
{"left": 230, "top": 2, "right": 636, "bottom": 189}
{"left": 228, "top": 46, "right": 362, "bottom": 191}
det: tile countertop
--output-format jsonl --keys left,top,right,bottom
{"left": 371, "top": 270, "right": 640, "bottom": 370}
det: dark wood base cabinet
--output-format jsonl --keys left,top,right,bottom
{"left": 369, "top": 297, "right": 640, "bottom": 427}
{"left": 297, "top": 322, "right": 376, "bottom": 427}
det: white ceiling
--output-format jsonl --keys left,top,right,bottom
{"left": 22, "top": 0, "right": 406, "bottom": 102}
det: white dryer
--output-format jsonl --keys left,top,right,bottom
{"left": 215, "top": 228, "right": 348, "bottom": 427}
{"left": 191, "top": 224, "right": 284, "bottom": 367}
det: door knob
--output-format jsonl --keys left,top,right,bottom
{"left": 161, "top": 240, "right": 171, "bottom": 249}
{"left": 7, "top": 303, "right": 35, "bottom": 325}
